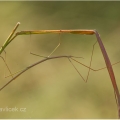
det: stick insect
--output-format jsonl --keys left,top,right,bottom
{"left": 0, "top": 22, "right": 120, "bottom": 118}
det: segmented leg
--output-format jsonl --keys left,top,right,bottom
{"left": 30, "top": 33, "right": 61, "bottom": 58}
{"left": 0, "top": 50, "right": 13, "bottom": 78}
{"left": 68, "top": 41, "right": 97, "bottom": 82}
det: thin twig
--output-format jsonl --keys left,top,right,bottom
{"left": 0, "top": 23, "right": 120, "bottom": 118}
{"left": 94, "top": 30, "right": 120, "bottom": 118}
{"left": 0, "top": 55, "right": 75, "bottom": 91}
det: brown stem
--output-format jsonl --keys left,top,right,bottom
{"left": 94, "top": 30, "right": 120, "bottom": 118}
{"left": 0, "top": 55, "right": 73, "bottom": 91}
{"left": 1, "top": 26, "right": 119, "bottom": 118}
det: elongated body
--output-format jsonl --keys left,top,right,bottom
{"left": 0, "top": 22, "right": 120, "bottom": 118}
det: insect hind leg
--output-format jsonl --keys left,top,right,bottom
{"left": 68, "top": 41, "right": 97, "bottom": 82}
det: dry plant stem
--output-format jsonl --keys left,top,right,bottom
{"left": 15, "top": 29, "right": 120, "bottom": 118}
{"left": 0, "top": 56, "right": 75, "bottom": 91}
{"left": 94, "top": 31, "right": 120, "bottom": 118}
{"left": 0, "top": 23, "right": 120, "bottom": 118}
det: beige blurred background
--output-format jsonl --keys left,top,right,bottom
{"left": 0, "top": 1, "right": 120, "bottom": 119}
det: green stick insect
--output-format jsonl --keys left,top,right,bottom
{"left": 0, "top": 22, "right": 120, "bottom": 118}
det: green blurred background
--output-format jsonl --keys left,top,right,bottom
{"left": 0, "top": 1, "right": 120, "bottom": 119}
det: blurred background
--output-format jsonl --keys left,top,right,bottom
{"left": 0, "top": 1, "right": 120, "bottom": 119}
